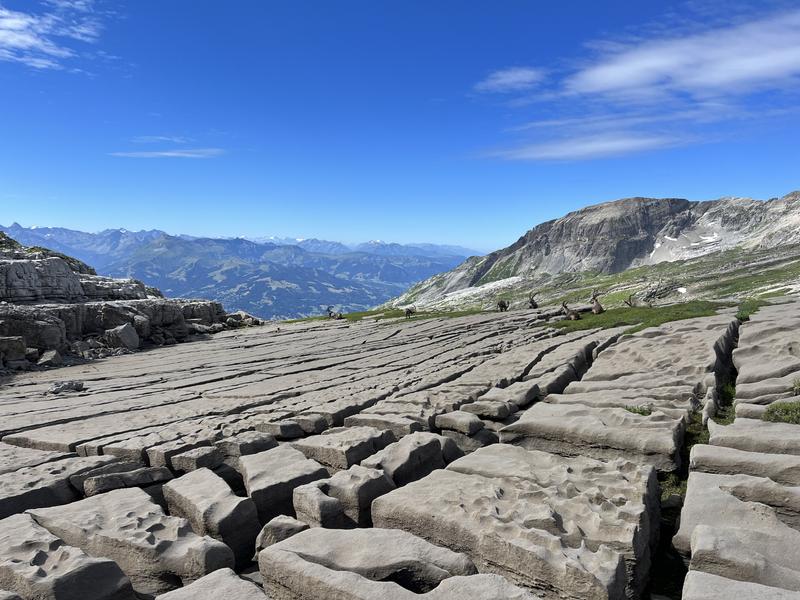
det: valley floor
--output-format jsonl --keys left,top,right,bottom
{"left": 0, "top": 301, "right": 799, "bottom": 599}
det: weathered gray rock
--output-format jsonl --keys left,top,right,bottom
{"left": 0, "top": 513, "right": 135, "bottom": 600}
{"left": 291, "top": 426, "right": 395, "bottom": 470}
{"left": 146, "top": 436, "right": 216, "bottom": 469}
{"left": 254, "top": 515, "right": 309, "bottom": 552}
{"left": 673, "top": 472, "right": 800, "bottom": 590}
{"left": 373, "top": 444, "right": 658, "bottom": 599}
{"left": 84, "top": 466, "right": 173, "bottom": 496}
{"left": 440, "top": 428, "right": 497, "bottom": 454}
{"left": 0, "top": 455, "right": 117, "bottom": 518}
{"left": 171, "top": 446, "right": 224, "bottom": 472}
{"left": 459, "top": 399, "right": 514, "bottom": 420}
{"left": 154, "top": 568, "right": 267, "bottom": 600}
{"left": 258, "top": 527, "right": 538, "bottom": 599}
{"left": 37, "top": 349, "right": 62, "bottom": 367}
{"left": 342, "top": 413, "right": 424, "bottom": 437}
{"left": 434, "top": 410, "right": 484, "bottom": 435}
{"left": 255, "top": 420, "right": 304, "bottom": 440}
{"left": 28, "top": 487, "right": 234, "bottom": 596}
{"left": 238, "top": 446, "right": 329, "bottom": 523}
{"left": 708, "top": 418, "right": 800, "bottom": 456}
{"left": 164, "top": 468, "right": 261, "bottom": 569}
{"left": 103, "top": 323, "right": 140, "bottom": 350}
{"left": 216, "top": 431, "right": 277, "bottom": 458}
{"left": 501, "top": 402, "right": 685, "bottom": 472}
{"left": 0, "top": 443, "right": 73, "bottom": 475}
{"left": 361, "top": 432, "right": 463, "bottom": 486}
{"left": 682, "top": 571, "right": 800, "bottom": 599}
{"left": 690, "top": 444, "right": 800, "bottom": 486}
{"left": 0, "top": 591, "right": 21, "bottom": 600}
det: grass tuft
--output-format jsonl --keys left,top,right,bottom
{"left": 625, "top": 405, "right": 653, "bottom": 416}
{"left": 793, "top": 378, "right": 800, "bottom": 397}
{"left": 762, "top": 401, "right": 800, "bottom": 425}
{"left": 550, "top": 301, "right": 723, "bottom": 335}
{"left": 735, "top": 298, "right": 765, "bottom": 322}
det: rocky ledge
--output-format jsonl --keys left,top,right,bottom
{"left": 0, "top": 231, "right": 261, "bottom": 371}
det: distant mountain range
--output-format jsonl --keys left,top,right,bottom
{"left": 0, "top": 223, "right": 478, "bottom": 319}
{"left": 389, "top": 191, "right": 800, "bottom": 310}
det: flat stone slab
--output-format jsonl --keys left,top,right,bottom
{"left": 155, "top": 567, "right": 267, "bottom": 600}
{"left": 500, "top": 402, "right": 685, "bottom": 472}
{"left": 84, "top": 466, "right": 173, "bottom": 496}
{"left": 258, "top": 527, "right": 539, "bottom": 599}
{"left": 708, "top": 418, "right": 800, "bottom": 456}
{"left": 0, "top": 442, "right": 72, "bottom": 475}
{"left": 238, "top": 446, "right": 329, "bottom": 523}
{"left": 0, "top": 513, "right": 135, "bottom": 600}
{"left": 682, "top": 571, "right": 800, "bottom": 600}
{"left": 373, "top": 444, "right": 658, "bottom": 599}
{"left": 28, "top": 487, "right": 234, "bottom": 596}
{"left": 0, "top": 454, "right": 117, "bottom": 518}
{"left": 673, "top": 471, "right": 800, "bottom": 591}
{"left": 690, "top": 444, "right": 800, "bottom": 486}
{"left": 215, "top": 431, "right": 277, "bottom": 458}
{"left": 164, "top": 468, "right": 261, "bottom": 569}
{"left": 291, "top": 426, "right": 395, "bottom": 470}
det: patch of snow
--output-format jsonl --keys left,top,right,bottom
{"left": 677, "top": 287, "right": 687, "bottom": 294}
{"left": 664, "top": 236, "right": 678, "bottom": 241}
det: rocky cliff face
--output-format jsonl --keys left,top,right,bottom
{"left": 392, "top": 191, "right": 800, "bottom": 308}
{"left": 0, "top": 232, "right": 260, "bottom": 371}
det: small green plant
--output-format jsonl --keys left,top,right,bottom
{"left": 793, "top": 378, "right": 800, "bottom": 397}
{"left": 735, "top": 298, "right": 764, "bottom": 322}
{"left": 624, "top": 405, "right": 652, "bottom": 416}
{"left": 660, "top": 473, "right": 687, "bottom": 501}
{"left": 762, "top": 401, "right": 800, "bottom": 424}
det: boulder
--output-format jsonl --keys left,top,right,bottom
{"left": 238, "top": 446, "right": 329, "bottom": 523}
{"left": 154, "top": 568, "right": 267, "bottom": 600}
{"left": 171, "top": 446, "right": 224, "bottom": 472}
{"left": 435, "top": 410, "right": 484, "bottom": 435}
{"left": 103, "top": 323, "right": 140, "bottom": 350}
{"left": 361, "top": 432, "right": 463, "bottom": 487}
{"left": 83, "top": 466, "right": 174, "bottom": 496}
{"left": 36, "top": 348, "right": 62, "bottom": 367}
{"left": 254, "top": 515, "right": 309, "bottom": 552}
{"left": 291, "top": 426, "right": 395, "bottom": 470}
{"left": 216, "top": 431, "right": 277, "bottom": 458}
{"left": 163, "top": 468, "right": 261, "bottom": 569}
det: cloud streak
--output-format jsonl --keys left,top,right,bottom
{"left": 131, "top": 135, "right": 192, "bottom": 144}
{"left": 0, "top": 0, "right": 103, "bottom": 70}
{"left": 480, "top": 6, "right": 800, "bottom": 162}
{"left": 495, "top": 134, "right": 682, "bottom": 161}
{"left": 474, "top": 67, "right": 544, "bottom": 93}
{"left": 109, "top": 148, "right": 226, "bottom": 159}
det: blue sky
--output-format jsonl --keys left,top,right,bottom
{"left": 1, "top": 0, "right": 799, "bottom": 251}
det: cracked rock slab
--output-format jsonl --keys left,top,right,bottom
{"left": 708, "top": 418, "right": 800, "bottom": 456}
{"left": 258, "top": 527, "right": 539, "bottom": 600}
{"left": 0, "top": 454, "right": 118, "bottom": 519}
{"left": 361, "top": 432, "right": 463, "bottom": 487}
{"left": 0, "top": 513, "right": 135, "bottom": 600}
{"left": 690, "top": 444, "right": 800, "bottom": 486}
{"left": 373, "top": 444, "right": 658, "bottom": 600}
{"left": 500, "top": 402, "right": 685, "bottom": 472}
{"left": 163, "top": 468, "right": 261, "bottom": 569}
{"left": 27, "top": 487, "right": 234, "bottom": 596}
{"left": 238, "top": 446, "right": 329, "bottom": 523}
{"left": 673, "top": 471, "right": 800, "bottom": 591}
{"left": 290, "top": 426, "right": 395, "bottom": 470}
{"left": 682, "top": 571, "right": 800, "bottom": 600}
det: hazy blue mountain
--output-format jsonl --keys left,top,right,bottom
{"left": 0, "top": 224, "right": 472, "bottom": 319}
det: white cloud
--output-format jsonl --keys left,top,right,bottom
{"left": 109, "top": 148, "right": 226, "bottom": 159}
{"left": 496, "top": 133, "right": 681, "bottom": 161}
{"left": 474, "top": 67, "right": 544, "bottom": 93}
{"left": 0, "top": 1, "right": 103, "bottom": 70}
{"left": 131, "top": 135, "right": 192, "bottom": 144}
{"left": 566, "top": 9, "right": 800, "bottom": 100}
{"left": 483, "top": 6, "right": 800, "bottom": 162}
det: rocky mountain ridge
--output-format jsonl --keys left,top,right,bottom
{"left": 392, "top": 191, "right": 800, "bottom": 308}
{"left": 0, "top": 225, "right": 476, "bottom": 319}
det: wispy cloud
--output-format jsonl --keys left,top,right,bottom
{"left": 0, "top": 0, "right": 104, "bottom": 70}
{"left": 495, "top": 134, "right": 684, "bottom": 161}
{"left": 131, "top": 135, "right": 192, "bottom": 144}
{"left": 479, "top": 5, "right": 800, "bottom": 161}
{"left": 474, "top": 67, "right": 545, "bottom": 93}
{"left": 566, "top": 9, "right": 800, "bottom": 101}
{"left": 109, "top": 148, "right": 226, "bottom": 159}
